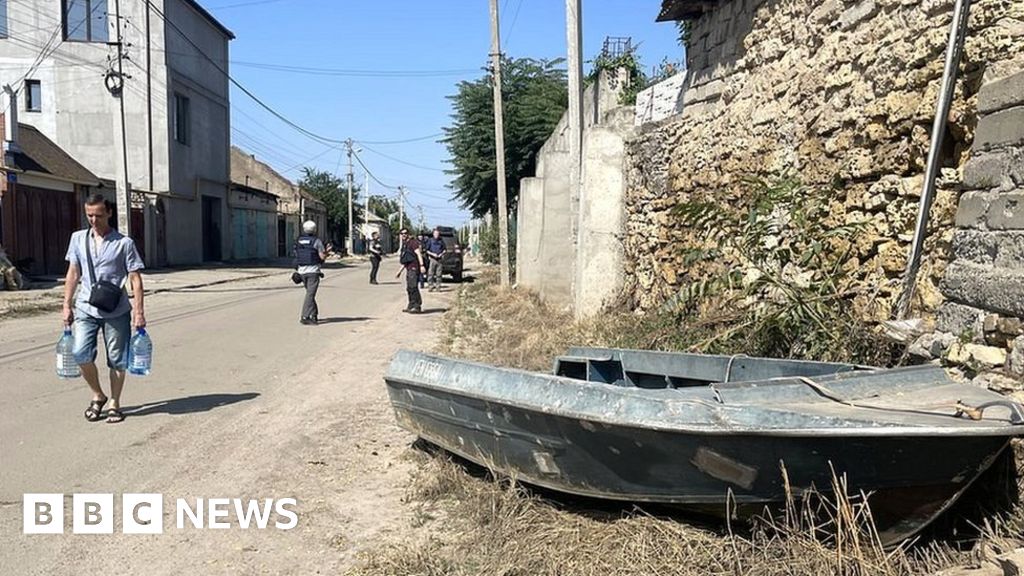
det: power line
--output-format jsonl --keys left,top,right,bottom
{"left": 360, "top": 144, "right": 446, "bottom": 172}
{"left": 231, "top": 60, "right": 480, "bottom": 78}
{"left": 355, "top": 132, "right": 443, "bottom": 145}
{"left": 208, "top": 0, "right": 293, "bottom": 9}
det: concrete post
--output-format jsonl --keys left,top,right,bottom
{"left": 489, "top": 0, "right": 511, "bottom": 288}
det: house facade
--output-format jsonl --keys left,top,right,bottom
{"left": 230, "top": 146, "right": 328, "bottom": 258}
{"left": 0, "top": 117, "right": 100, "bottom": 276}
{"left": 0, "top": 0, "right": 233, "bottom": 267}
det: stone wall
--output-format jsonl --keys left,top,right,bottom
{"left": 624, "top": 0, "right": 1024, "bottom": 320}
{"left": 930, "top": 69, "right": 1024, "bottom": 381}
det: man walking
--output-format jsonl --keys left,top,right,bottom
{"left": 368, "top": 230, "right": 382, "bottom": 285}
{"left": 294, "top": 220, "right": 331, "bottom": 325}
{"left": 395, "top": 228, "right": 426, "bottom": 313}
{"left": 424, "top": 227, "right": 447, "bottom": 292}
{"left": 62, "top": 194, "right": 145, "bottom": 424}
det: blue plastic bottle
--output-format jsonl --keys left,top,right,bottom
{"left": 56, "top": 328, "right": 80, "bottom": 379}
{"left": 128, "top": 328, "right": 152, "bottom": 376}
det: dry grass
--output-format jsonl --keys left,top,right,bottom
{"left": 349, "top": 266, "right": 1024, "bottom": 576}
{"left": 436, "top": 268, "right": 604, "bottom": 372}
{"left": 351, "top": 454, "right": 1024, "bottom": 576}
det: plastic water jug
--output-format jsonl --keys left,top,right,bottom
{"left": 56, "top": 328, "right": 80, "bottom": 379}
{"left": 128, "top": 328, "right": 152, "bottom": 376}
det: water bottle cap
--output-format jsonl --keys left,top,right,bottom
{"left": 137, "top": 327, "right": 147, "bottom": 335}
{"left": 63, "top": 328, "right": 72, "bottom": 335}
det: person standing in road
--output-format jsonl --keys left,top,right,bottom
{"left": 416, "top": 231, "right": 428, "bottom": 290}
{"left": 396, "top": 228, "right": 426, "bottom": 313}
{"left": 424, "top": 228, "right": 447, "bottom": 292}
{"left": 62, "top": 194, "right": 145, "bottom": 424}
{"left": 294, "top": 220, "right": 332, "bottom": 325}
{"left": 368, "top": 231, "right": 383, "bottom": 285}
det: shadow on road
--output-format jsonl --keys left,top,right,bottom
{"left": 123, "top": 392, "right": 260, "bottom": 416}
{"left": 315, "top": 316, "right": 374, "bottom": 324}
{"left": 415, "top": 308, "right": 448, "bottom": 315}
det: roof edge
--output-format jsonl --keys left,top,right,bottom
{"left": 182, "top": 0, "right": 236, "bottom": 40}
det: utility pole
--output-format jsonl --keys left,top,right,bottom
{"left": 566, "top": 0, "right": 584, "bottom": 301}
{"left": 416, "top": 204, "right": 425, "bottom": 231}
{"left": 364, "top": 171, "right": 370, "bottom": 230}
{"left": 398, "top": 186, "right": 406, "bottom": 231}
{"left": 489, "top": 0, "right": 510, "bottom": 288}
{"left": 345, "top": 138, "right": 354, "bottom": 254}
{"left": 110, "top": 0, "right": 132, "bottom": 234}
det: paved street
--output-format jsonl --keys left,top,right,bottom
{"left": 0, "top": 259, "right": 454, "bottom": 574}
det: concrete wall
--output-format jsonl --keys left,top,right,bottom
{"left": 575, "top": 107, "right": 634, "bottom": 314}
{"left": 516, "top": 68, "right": 634, "bottom": 311}
{"left": 634, "top": 71, "right": 688, "bottom": 126}
{"left": 0, "top": 0, "right": 232, "bottom": 267}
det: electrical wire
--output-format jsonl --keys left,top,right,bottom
{"left": 360, "top": 144, "right": 446, "bottom": 172}
{"left": 355, "top": 132, "right": 443, "bottom": 145}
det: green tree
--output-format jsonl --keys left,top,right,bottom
{"left": 443, "top": 57, "right": 567, "bottom": 219}
{"left": 367, "top": 195, "right": 410, "bottom": 241}
{"left": 298, "top": 168, "right": 361, "bottom": 244}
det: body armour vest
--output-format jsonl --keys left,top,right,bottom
{"left": 294, "top": 235, "right": 321, "bottom": 266}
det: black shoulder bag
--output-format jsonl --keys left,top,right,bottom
{"left": 83, "top": 233, "right": 125, "bottom": 313}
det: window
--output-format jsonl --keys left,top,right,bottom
{"left": 25, "top": 80, "right": 40, "bottom": 112}
{"left": 63, "top": 0, "right": 108, "bottom": 42}
{"left": 0, "top": 0, "right": 8, "bottom": 39}
{"left": 173, "top": 93, "right": 190, "bottom": 145}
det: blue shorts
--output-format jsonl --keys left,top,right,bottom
{"left": 72, "top": 312, "right": 131, "bottom": 370}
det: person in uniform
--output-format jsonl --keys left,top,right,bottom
{"left": 294, "top": 220, "right": 331, "bottom": 325}
{"left": 395, "top": 228, "right": 426, "bottom": 313}
{"left": 368, "top": 231, "right": 383, "bottom": 285}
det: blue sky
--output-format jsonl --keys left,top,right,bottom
{"left": 210, "top": 0, "right": 684, "bottom": 227}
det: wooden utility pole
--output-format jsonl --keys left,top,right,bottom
{"left": 489, "top": 0, "right": 510, "bottom": 288}
{"left": 345, "top": 139, "right": 354, "bottom": 253}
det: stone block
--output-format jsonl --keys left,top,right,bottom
{"left": 839, "top": 0, "right": 878, "bottom": 30}
{"left": 951, "top": 230, "right": 997, "bottom": 265}
{"left": 972, "top": 372, "right": 1022, "bottom": 393}
{"left": 941, "top": 260, "right": 1024, "bottom": 318}
{"left": 954, "top": 191, "right": 993, "bottom": 229}
{"left": 909, "top": 331, "right": 956, "bottom": 359}
{"left": 963, "top": 150, "right": 1024, "bottom": 191}
{"left": 987, "top": 191, "right": 1024, "bottom": 230}
{"left": 992, "top": 232, "right": 1024, "bottom": 268}
{"left": 936, "top": 301, "right": 987, "bottom": 340}
{"left": 998, "top": 317, "right": 1024, "bottom": 335}
{"left": 1008, "top": 338, "right": 1024, "bottom": 377}
{"left": 974, "top": 107, "right": 1024, "bottom": 151}
{"left": 978, "top": 71, "right": 1024, "bottom": 115}
{"left": 946, "top": 343, "right": 1006, "bottom": 368}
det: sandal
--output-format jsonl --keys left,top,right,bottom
{"left": 106, "top": 408, "right": 125, "bottom": 424}
{"left": 84, "top": 398, "right": 108, "bottom": 422}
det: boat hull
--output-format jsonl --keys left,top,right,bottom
{"left": 387, "top": 379, "right": 1012, "bottom": 545}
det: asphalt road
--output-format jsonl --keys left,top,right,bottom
{"left": 0, "top": 260, "right": 454, "bottom": 574}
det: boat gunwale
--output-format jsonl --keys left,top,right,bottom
{"left": 385, "top": 349, "right": 1024, "bottom": 438}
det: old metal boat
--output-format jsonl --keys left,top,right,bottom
{"left": 384, "top": 347, "right": 1024, "bottom": 545}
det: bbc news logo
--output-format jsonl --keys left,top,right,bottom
{"left": 23, "top": 494, "right": 298, "bottom": 534}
